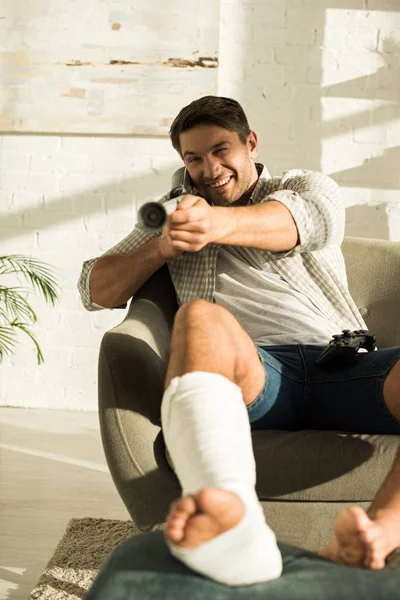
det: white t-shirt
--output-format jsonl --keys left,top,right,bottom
{"left": 214, "top": 245, "right": 335, "bottom": 346}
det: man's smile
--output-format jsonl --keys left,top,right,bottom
{"left": 207, "top": 176, "right": 234, "bottom": 191}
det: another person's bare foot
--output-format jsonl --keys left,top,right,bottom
{"left": 164, "top": 488, "right": 245, "bottom": 549}
{"left": 319, "top": 506, "right": 400, "bottom": 570}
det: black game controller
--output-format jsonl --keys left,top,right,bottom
{"left": 315, "top": 329, "right": 377, "bottom": 367}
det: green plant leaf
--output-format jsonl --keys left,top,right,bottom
{"left": 9, "top": 320, "right": 44, "bottom": 365}
{"left": 0, "top": 285, "right": 37, "bottom": 324}
{"left": 0, "top": 255, "right": 60, "bottom": 307}
{"left": 0, "top": 325, "right": 17, "bottom": 364}
{"left": 0, "top": 254, "right": 59, "bottom": 364}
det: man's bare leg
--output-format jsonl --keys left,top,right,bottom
{"left": 164, "top": 299, "right": 265, "bottom": 546}
{"left": 320, "top": 360, "right": 400, "bottom": 569}
{"left": 164, "top": 298, "right": 265, "bottom": 405}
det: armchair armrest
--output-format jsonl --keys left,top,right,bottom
{"left": 342, "top": 237, "right": 400, "bottom": 347}
{"left": 98, "top": 265, "right": 181, "bottom": 530}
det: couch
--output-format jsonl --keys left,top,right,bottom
{"left": 97, "top": 236, "right": 400, "bottom": 552}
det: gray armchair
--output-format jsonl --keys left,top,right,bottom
{"left": 98, "top": 236, "right": 400, "bottom": 552}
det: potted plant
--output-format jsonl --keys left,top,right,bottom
{"left": 0, "top": 254, "right": 60, "bottom": 364}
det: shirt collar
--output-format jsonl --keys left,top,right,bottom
{"left": 249, "top": 163, "right": 271, "bottom": 204}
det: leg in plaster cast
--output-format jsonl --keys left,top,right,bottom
{"left": 160, "top": 300, "right": 282, "bottom": 586}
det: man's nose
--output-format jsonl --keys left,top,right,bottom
{"left": 203, "top": 156, "right": 222, "bottom": 181}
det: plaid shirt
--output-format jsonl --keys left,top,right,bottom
{"left": 77, "top": 164, "right": 366, "bottom": 331}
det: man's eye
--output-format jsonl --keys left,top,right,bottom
{"left": 189, "top": 157, "right": 201, "bottom": 163}
{"left": 216, "top": 148, "right": 229, "bottom": 154}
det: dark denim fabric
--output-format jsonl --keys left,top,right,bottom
{"left": 85, "top": 531, "right": 400, "bottom": 600}
{"left": 247, "top": 344, "right": 400, "bottom": 434}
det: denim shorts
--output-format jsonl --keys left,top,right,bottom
{"left": 247, "top": 344, "right": 400, "bottom": 434}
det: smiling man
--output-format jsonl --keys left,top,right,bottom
{"left": 180, "top": 124, "right": 259, "bottom": 205}
{"left": 78, "top": 96, "right": 400, "bottom": 588}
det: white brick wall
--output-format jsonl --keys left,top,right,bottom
{"left": 1, "top": 0, "right": 399, "bottom": 409}
{"left": 0, "top": 135, "right": 181, "bottom": 409}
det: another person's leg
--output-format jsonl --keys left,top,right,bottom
{"left": 160, "top": 299, "right": 282, "bottom": 586}
{"left": 300, "top": 345, "right": 400, "bottom": 570}
{"left": 320, "top": 444, "right": 400, "bottom": 569}
{"left": 85, "top": 531, "right": 400, "bottom": 600}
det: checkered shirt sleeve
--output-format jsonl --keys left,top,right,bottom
{"left": 259, "top": 169, "right": 345, "bottom": 256}
{"left": 77, "top": 192, "right": 169, "bottom": 311}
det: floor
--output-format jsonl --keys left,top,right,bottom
{"left": 0, "top": 407, "right": 130, "bottom": 600}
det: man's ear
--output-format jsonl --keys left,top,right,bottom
{"left": 247, "top": 131, "right": 258, "bottom": 158}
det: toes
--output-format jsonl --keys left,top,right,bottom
{"left": 334, "top": 507, "right": 395, "bottom": 571}
{"left": 168, "top": 495, "right": 197, "bottom": 520}
{"left": 165, "top": 524, "right": 183, "bottom": 542}
{"left": 165, "top": 495, "right": 198, "bottom": 542}
{"left": 168, "top": 513, "right": 188, "bottom": 531}
{"left": 165, "top": 499, "right": 179, "bottom": 521}
{"left": 334, "top": 507, "right": 370, "bottom": 566}
{"left": 357, "top": 519, "right": 388, "bottom": 571}
{"left": 359, "top": 524, "right": 379, "bottom": 544}
{"left": 347, "top": 507, "right": 371, "bottom": 533}
{"left": 165, "top": 517, "right": 185, "bottom": 541}
{"left": 365, "top": 553, "right": 386, "bottom": 570}
{"left": 364, "top": 539, "right": 387, "bottom": 570}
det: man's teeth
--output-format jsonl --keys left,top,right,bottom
{"left": 210, "top": 176, "right": 231, "bottom": 189}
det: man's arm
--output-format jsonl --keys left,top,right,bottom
{"left": 212, "top": 200, "right": 298, "bottom": 252}
{"left": 168, "top": 171, "right": 344, "bottom": 255}
{"left": 89, "top": 234, "right": 177, "bottom": 309}
{"left": 77, "top": 189, "right": 183, "bottom": 311}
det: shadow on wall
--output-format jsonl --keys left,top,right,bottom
{"left": 332, "top": 146, "right": 400, "bottom": 190}
{"left": 328, "top": 36, "right": 400, "bottom": 193}
{"left": 240, "top": 7, "right": 399, "bottom": 182}
{"left": 0, "top": 163, "right": 177, "bottom": 244}
{"left": 240, "top": 3, "right": 398, "bottom": 242}
{"left": 324, "top": 28, "right": 400, "bottom": 241}
{"left": 345, "top": 203, "right": 390, "bottom": 239}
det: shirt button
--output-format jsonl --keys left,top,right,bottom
{"left": 208, "top": 267, "right": 215, "bottom": 275}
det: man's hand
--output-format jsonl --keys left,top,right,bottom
{"left": 159, "top": 221, "right": 185, "bottom": 260}
{"left": 164, "top": 195, "right": 229, "bottom": 254}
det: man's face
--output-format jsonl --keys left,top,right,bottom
{"left": 179, "top": 124, "right": 259, "bottom": 206}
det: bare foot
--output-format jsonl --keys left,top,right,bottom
{"left": 319, "top": 506, "right": 400, "bottom": 570}
{"left": 164, "top": 488, "right": 245, "bottom": 549}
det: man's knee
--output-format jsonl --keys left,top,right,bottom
{"left": 175, "top": 299, "right": 213, "bottom": 320}
{"left": 171, "top": 300, "right": 241, "bottom": 356}
{"left": 174, "top": 299, "right": 232, "bottom": 331}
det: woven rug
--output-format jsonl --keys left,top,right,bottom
{"left": 29, "top": 518, "right": 138, "bottom": 600}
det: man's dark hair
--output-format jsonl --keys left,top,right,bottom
{"left": 169, "top": 96, "right": 251, "bottom": 155}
